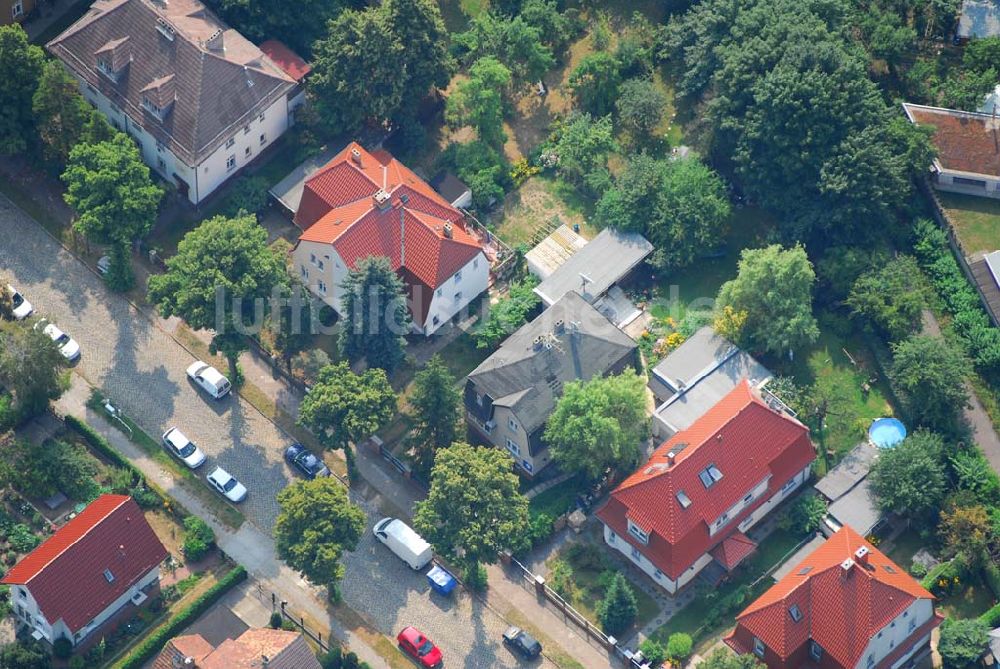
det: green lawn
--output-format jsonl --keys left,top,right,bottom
{"left": 652, "top": 527, "right": 808, "bottom": 648}
{"left": 883, "top": 530, "right": 925, "bottom": 573}
{"left": 938, "top": 191, "right": 1000, "bottom": 256}
{"left": 547, "top": 541, "right": 660, "bottom": 635}
{"left": 528, "top": 476, "right": 585, "bottom": 519}
{"left": 938, "top": 573, "right": 997, "bottom": 620}
{"left": 437, "top": 0, "right": 488, "bottom": 32}
{"left": 495, "top": 175, "right": 600, "bottom": 248}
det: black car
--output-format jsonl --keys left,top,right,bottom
{"left": 502, "top": 626, "right": 542, "bottom": 659}
{"left": 284, "top": 443, "right": 331, "bottom": 479}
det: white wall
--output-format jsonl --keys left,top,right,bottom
{"left": 422, "top": 252, "right": 488, "bottom": 335}
{"left": 12, "top": 585, "right": 52, "bottom": 641}
{"left": 293, "top": 240, "right": 344, "bottom": 312}
{"left": 77, "top": 75, "right": 290, "bottom": 204}
{"left": 709, "top": 475, "right": 771, "bottom": 537}
{"left": 935, "top": 171, "right": 1000, "bottom": 198}
{"left": 853, "top": 598, "right": 934, "bottom": 669}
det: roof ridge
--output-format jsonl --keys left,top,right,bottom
{"left": 47, "top": 0, "right": 131, "bottom": 45}
{"left": 19, "top": 495, "right": 130, "bottom": 584}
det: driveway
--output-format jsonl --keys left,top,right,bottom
{"left": 0, "top": 193, "right": 565, "bottom": 669}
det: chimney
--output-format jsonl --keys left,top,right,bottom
{"left": 373, "top": 189, "right": 391, "bottom": 211}
{"left": 205, "top": 29, "right": 224, "bottom": 51}
{"left": 443, "top": 222, "right": 453, "bottom": 238}
{"left": 666, "top": 452, "right": 675, "bottom": 466}
{"left": 261, "top": 655, "right": 269, "bottom": 668}
{"left": 351, "top": 147, "right": 362, "bottom": 166}
{"left": 840, "top": 558, "right": 855, "bottom": 574}
{"left": 554, "top": 319, "right": 565, "bottom": 334}
{"left": 854, "top": 545, "right": 870, "bottom": 565}
{"left": 533, "top": 336, "right": 543, "bottom": 351}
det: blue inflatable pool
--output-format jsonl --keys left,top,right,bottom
{"left": 869, "top": 417, "right": 907, "bottom": 449}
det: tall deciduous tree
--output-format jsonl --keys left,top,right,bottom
{"left": 147, "top": 214, "right": 287, "bottom": 379}
{"left": 275, "top": 477, "right": 366, "bottom": 596}
{"left": 891, "top": 334, "right": 971, "bottom": 432}
{"left": 297, "top": 362, "right": 396, "bottom": 454}
{"left": 414, "top": 442, "right": 529, "bottom": 572}
{"left": 568, "top": 52, "right": 622, "bottom": 117}
{"left": 338, "top": 256, "right": 409, "bottom": 373}
{"left": 0, "top": 320, "right": 65, "bottom": 416}
{"left": 209, "top": 0, "right": 363, "bottom": 56}
{"left": 937, "top": 618, "right": 990, "bottom": 669}
{"left": 445, "top": 57, "right": 511, "bottom": 148}
{"left": 869, "top": 431, "right": 947, "bottom": 522}
{"left": 596, "top": 154, "right": 730, "bottom": 270}
{"left": 715, "top": 244, "right": 819, "bottom": 356}
{"left": 551, "top": 113, "right": 617, "bottom": 194}
{"left": 454, "top": 12, "right": 555, "bottom": 81}
{"left": 616, "top": 77, "right": 667, "bottom": 139}
{"left": 0, "top": 639, "right": 51, "bottom": 669}
{"left": 939, "top": 503, "right": 996, "bottom": 568}
{"left": 846, "top": 255, "right": 925, "bottom": 342}
{"left": 310, "top": 0, "right": 453, "bottom": 133}
{"left": 62, "top": 134, "right": 163, "bottom": 251}
{"left": 32, "top": 61, "right": 91, "bottom": 167}
{"left": 0, "top": 25, "right": 44, "bottom": 156}
{"left": 544, "top": 370, "right": 647, "bottom": 481}
{"left": 409, "top": 356, "right": 461, "bottom": 478}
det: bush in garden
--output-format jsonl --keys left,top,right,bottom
{"left": 181, "top": 516, "right": 215, "bottom": 562}
{"left": 53, "top": 637, "right": 72, "bottom": 659}
{"left": 222, "top": 176, "right": 269, "bottom": 217}
{"left": 269, "top": 612, "right": 283, "bottom": 629}
{"left": 638, "top": 638, "right": 666, "bottom": 665}
{"left": 666, "top": 632, "right": 693, "bottom": 662}
{"left": 8, "top": 523, "right": 39, "bottom": 553}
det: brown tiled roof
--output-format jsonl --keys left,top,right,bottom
{"left": 152, "top": 629, "right": 321, "bottom": 669}
{"left": 903, "top": 103, "right": 1000, "bottom": 178}
{"left": 47, "top": 0, "right": 295, "bottom": 166}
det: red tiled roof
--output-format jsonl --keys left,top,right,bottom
{"left": 596, "top": 381, "right": 815, "bottom": 579}
{"left": 258, "top": 40, "right": 311, "bottom": 81}
{"left": 725, "top": 526, "right": 941, "bottom": 669}
{"left": 1, "top": 495, "right": 168, "bottom": 633}
{"left": 152, "top": 629, "right": 322, "bottom": 669}
{"left": 710, "top": 531, "right": 758, "bottom": 571}
{"left": 903, "top": 103, "right": 1000, "bottom": 178}
{"left": 294, "top": 142, "right": 485, "bottom": 314}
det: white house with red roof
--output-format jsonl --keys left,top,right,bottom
{"left": 725, "top": 526, "right": 942, "bottom": 669}
{"left": 292, "top": 142, "right": 490, "bottom": 335}
{"left": 596, "top": 381, "right": 815, "bottom": 594}
{"left": 1, "top": 494, "right": 168, "bottom": 650}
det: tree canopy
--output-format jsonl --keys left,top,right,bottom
{"left": 869, "top": 430, "right": 947, "bottom": 522}
{"left": 445, "top": 57, "right": 511, "bottom": 148}
{"left": 698, "top": 649, "right": 764, "bottom": 669}
{"left": 0, "top": 320, "right": 66, "bottom": 416}
{"left": 544, "top": 370, "right": 647, "bottom": 480}
{"left": 596, "top": 154, "right": 730, "bottom": 270}
{"left": 408, "top": 355, "right": 462, "bottom": 478}
{"left": 454, "top": 11, "right": 556, "bottom": 81}
{"left": 568, "top": 52, "right": 622, "bottom": 117}
{"left": 32, "top": 60, "right": 92, "bottom": 167}
{"left": 549, "top": 113, "right": 616, "bottom": 196}
{"left": 297, "top": 362, "right": 396, "bottom": 452}
{"left": 413, "top": 442, "right": 530, "bottom": 569}
{"left": 275, "top": 477, "right": 366, "bottom": 590}
{"left": 0, "top": 26, "right": 44, "bottom": 156}
{"left": 846, "top": 255, "right": 925, "bottom": 342}
{"left": 475, "top": 274, "right": 540, "bottom": 349}
{"left": 715, "top": 244, "right": 819, "bottom": 356}
{"left": 338, "top": 256, "right": 409, "bottom": 373}
{"left": 937, "top": 618, "right": 990, "bottom": 669}
{"left": 891, "top": 334, "right": 971, "bottom": 432}
{"left": 62, "top": 134, "right": 163, "bottom": 246}
{"left": 616, "top": 77, "right": 668, "bottom": 139}
{"left": 147, "top": 214, "right": 287, "bottom": 377}
{"left": 597, "top": 572, "right": 638, "bottom": 635}
{"left": 0, "top": 640, "right": 51, "bottom": 669}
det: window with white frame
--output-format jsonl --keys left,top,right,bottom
{"left": 310, "top": 253, "right": 316, "bottom": 264}
{"left": 260, "top": 132, "right": 267, "bottom": 146}
{"left": 506, "top": 438, "right": 520, "bottom": 456}
{"left": 809, "top": 641, "right": 822, "bottom": 661}
{"left": 436, "top": 288, "right": 443, "bottom": 297}
{"left": 789, "top": 604, "right": 803, "bottom": 622}
{"left": 508, "top": 417, "right": 518, "bottom": 432}
{"left": 225, "top": 137, "right": 235, "bottom": 149}
{"left": 243, "top": 125, "right": 250, "bottom": 135}
{"left": 432, "top": 315, "right": 440, "bottom": 326}
{"left": 630, "top": 545, "right": 641, "bottom": 561}
{"left": 781, "top": 477, "right": 798, "bottom": 495}
{"left": 867, "top": 655, "right": 874, "bottom": 668}
{"left": 258, "top": 112, "right": 265, "bottom": 123}
{"left": 318, "top": 259, "right": 325, "bottom": 270}
{"left": 300, "top": 265, "right": 308, "bottom": 279}
{"left": 753, "top": 638, "right": 765, "bottom": 658}
{"left": 627, "top": 520, "right": 649, "bottom": 545}
{"left": 608, "top": 530, "right": 616, "bottom": 543}
{"left": 908, "top": 617, "right": 916, "bottom": 633}
{"left": 155, "top": 139, "right": 165, "bottom": 153}
{"left": 473, "top": 258, "right": 479, "bottom": 270}
{"left": 654, "top": 569, "right": 663, "bottom": 579}
{"left": 698, "top": 464, "right": 724, "bottom": 488}
{"left": 455, "top": 270, "right": 462, "bottom": 283}
{"left": 317, "top": 280, "right": 327, "bottom": 294}
{"left": 157, "top": 157, "right": 166, "bottom": 171}
{"left": 226, "top": 154, "right": 236, "bottom": 170}
{"left": 455, "top": 291, "right": 463, "bottom": 301}
{"left": 12, "top": 1, "right": 23, "bottom": 18}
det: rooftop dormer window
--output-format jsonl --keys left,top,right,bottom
{"left": 142, "top": 96, "right": 166, "bottom": 120}
{"left": 103, "top": 568, "right": 115, "bottom": 583}
{"left": 698, "top": 464, "right": 724, "bottom": 489}
{"left": 96, "top": 58, "right": 119, "bottom": 82}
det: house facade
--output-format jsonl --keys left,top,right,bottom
{"left": 725, "top": 526, "right": 943, "bottom": 669}
{"left": 596, "top": 381, "right": 815, "bottom": 594}
{"left": 903, "top": 103, "right": 1000, "bottom": 199}
{"left": 464, "top": 291, "right": 639, "bottom": 476}
{"left": 292, "top": 142, "right": 490, "bottom": 336}
{"left": 2, "top": 495, "right": 167, "bottom": 650}
{"left": 2, "top": 0, "right": 34, "bottom": 25}
{"left": 47, "top": 0, "right": 300, "bottom": 205}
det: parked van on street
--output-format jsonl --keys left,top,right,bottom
{"left": 373, "top": 518, "right": 433, "bottom": 570}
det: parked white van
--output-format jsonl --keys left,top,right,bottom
{"left": 373, "top": 517, "right": 433, "bottom": 570}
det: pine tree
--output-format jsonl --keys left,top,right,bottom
{"left": 597, "top": 572, "right": 638, "bottom": 636}
{"left": 338, "top": 256, "right": 409, "bottom": 373}
{"left": 409, "top": 355, "right": 461, "bottom": 477}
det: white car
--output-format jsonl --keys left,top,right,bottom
{"left": 207, "top": 466, "right": 247, "bottom": 503}
{"left": 186, "top": 361, "right": 232, "bottom": 399}
{"left": 6, "top": 285, "right": 32, "bottom": 320}
{"left": 161, "top": 427, "right": 207, "bottom": 469}
{"left": 34, "top": 319, "right": 80, "bottom": 361}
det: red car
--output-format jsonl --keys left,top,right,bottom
{"left": 397, "top": 626, "right": 443, "bottom": 668}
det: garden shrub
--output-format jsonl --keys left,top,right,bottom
{"left": 776, "top": 493, "right": 826, "bottom": 534}
{"left": 638, "top": 638, "right": 666, "bottom": 665}
{"left": 909, "top": 562, "right": 928, "bottom": 579}
{"left": 53, "top": 637, "right": 72, "bottom": 659}
{"left": 111, "top": 566, "right": 247, "bottom": 669}
{"left": 666, "top": 632, "right": 693, "bottom": 662}
{"left": 0, "top": 392, "right": 18, "bottom": 431}
{"left": 527, "top": 512, "right": 555, "bottom": 548}
{"left": 269, "top": 612, "right": 283, "bottom": 629}
{"left": 597, "top": 572, "right": 637, "bottom": 636}
{"left": 181, "top": 516, "right": 215, "bottom": 562}
{"left": 8, "top": 524, "right": 40, "bottom": 553}
{"left": 221, "top": 176, "right": 270, "bottom": 217}
{"left": 548, "top": 558, "right": 575, "bottom": 600}
{"left": 319, "top": 647, "right": 343, "bottom": 669}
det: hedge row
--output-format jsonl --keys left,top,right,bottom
{"left": 111, "top": 565, "right": 248, "bottom": 669}
{"left": 981, "top": 601, "right": 1000, "bottom": 628}
{"left": 920, "top": 558, "right": 960, "bottom": 593}
{"left": 913, "top": 218, "right": 1000, "bottom": 373}
{"left": 64, "top": 414, "right": 135, "bottom": 471}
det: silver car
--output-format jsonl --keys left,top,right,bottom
{"left": 161, "top": 427, "right": 207, "bottom": 469}
{"left": 207, "top": 466, "right": 247, "bottom": 503}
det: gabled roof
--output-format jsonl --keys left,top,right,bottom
{"left": 152, "top": 629, "right": 321, "bottom": 669}
{"left": 903, "top": 103, "right": 1000, "bottom": 179}
{"left": 596, "top": 382, "right": 814, "bottom": 579}
{"left": 258, "top": 40, "right": 310, "bottom": 81}
{"left": 2, "top": 495, "right": 167, "bottom": 633}
{"left": 726, "top": 526, "right": 940, "bottom": 669}
{"left": 47, "top": 0, "right": 296, "bottom": 166}
{"left": 294, "top": 143, "right": 485, "bottom": 315}
{"left": 533, "top": 228, "right": 653, "bottom": 307}
{"left": 466, "top": 291, "right": 638, "bottom": 434}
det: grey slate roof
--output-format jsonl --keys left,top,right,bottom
{"left": 429, "top": 171, "right": 470, "bottom": 206}
{"left": 814, "top": 442, "right": 878, "bottom": 503}
{"left": 650, "top": 327, "right": 772, "bottom": 435}
{"left": 466, "top": 291, "right": 638, "bottom": 434}
{"left": 48, "top": 0, "right": 295, "bottom": 166}
{"left": 533, "top": 228, "right": 653, "bottom": 307}
{"left": 827, "top": 477, "right": 882, "bottom": 536}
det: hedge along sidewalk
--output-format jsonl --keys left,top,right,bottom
{"left": 108, "top": 565, "right": 248, "bottom": 669}
{"left": 82, "top": 388, "right": 245, "bottom": 530}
